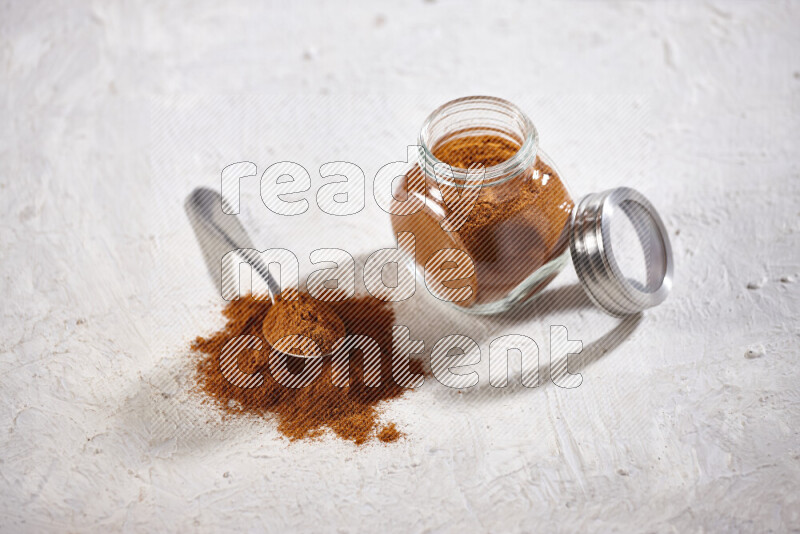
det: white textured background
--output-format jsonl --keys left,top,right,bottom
{"left": 2, "top": 1, "right": 799, "bottom": 532}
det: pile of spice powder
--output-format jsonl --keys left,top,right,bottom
{"left": 191, "top": 293, "right": 423, "bottom": 445}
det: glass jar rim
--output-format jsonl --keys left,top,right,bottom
{"left": 417, "top": 96, "right": 539, "bottom": 188}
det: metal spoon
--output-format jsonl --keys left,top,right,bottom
{"left": 185, "top": 187, "right": 281, "bottom": 303}
{"left": 185, "top": 187, "right": 339, "bottom": 359}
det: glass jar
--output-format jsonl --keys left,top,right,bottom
{"left": 390, "top": 96, "right": 673, "bottom": 316}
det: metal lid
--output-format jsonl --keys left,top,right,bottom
{"left": 569, "top": 187, "right": 673, "bottom": 317}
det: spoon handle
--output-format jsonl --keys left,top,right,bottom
{"left": 184, "top": 187, "right": 280, "bottom": 303}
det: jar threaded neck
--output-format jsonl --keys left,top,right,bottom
{"left": 418, "top": 96, "right": 539, "bottom": 188}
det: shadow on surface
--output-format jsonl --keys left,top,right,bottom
{"left": 487, "top": 283, "right": 594, "bottom": 325}
{"left": 433, "top": 313, "right": 643, "bottom": 403}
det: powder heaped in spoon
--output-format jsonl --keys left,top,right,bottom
{"left": 191, "top": 293, "right": 423, "bottom": 444}
{"left": 262, "top": 292, "right": 345, "bottom": 354}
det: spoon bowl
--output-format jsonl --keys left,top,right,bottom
{"left": 185, "top": 187, "right": 341, "bottom": 359}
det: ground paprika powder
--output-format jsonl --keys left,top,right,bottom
{"left": 391, "top": 132, "right": 574, "bottom": 309}
{"left": 191, "top": 293, "right": 423, "bottom": 445}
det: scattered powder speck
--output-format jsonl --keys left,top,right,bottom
{"left": 377, "top": 423, "right": 403, "bottom": 443}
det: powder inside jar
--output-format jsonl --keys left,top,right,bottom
{"left": 391, "top": 133, "right": 574, "bottom": 306}
{"left": 431, "top": 134, "right": 522, "bottom": 168}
